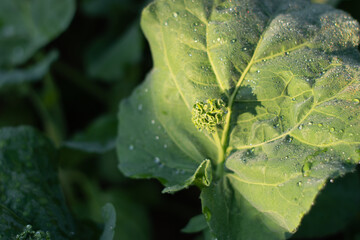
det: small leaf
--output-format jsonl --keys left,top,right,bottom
{"left": 0, "top": 51, "right": 58, "bottom": 89}
{"left": 181, "top": 214, "right": 208, "bottom": 234}
{"left": 162, "top": 159, "right": 212, "bottom": 193}
{"left": 100, "top": 203, "right": 116, "bottom": 240}
{"left": 63, "top": 114, "right": 117, "bottom": 153}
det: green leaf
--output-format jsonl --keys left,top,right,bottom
{"left": 100, "top": 203, "right": 116, "bottom": 240}
{"left": 162, "top": 159, "right": 212, "bottom": 193}
{"left": 117, "top": 0, "right": 360, "bottom": 239}
{"left": 293, "top": 172, "right": 360, "bottom": 238}
{"left": 0, "top": 126, "right": 76, "bottom": 239}
{"left": 181, "top": 214, "right": 208, "bottom": 234}
{"left": 0, "top": 0, "right": 75, "bottom": 67}
{"left": 0, "top": 51, "right": 58, "bottom": 89}
{"left": 63, "top": 114, "right": 117, "bottom": 153}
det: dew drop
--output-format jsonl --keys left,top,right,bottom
{"left": 353, "top": 98, "right": 360, "bottom": 104}
{"left": 164, "top": 21, "right": 168, "bottom": 26}
{"left": 154, "top": 157, "right": 160, "bottom": 164}
{"left": 297, "top": 181, "right": 302, "bottom": 186}
{"left": 173, "top": 12, "right": 178, "bottom": 17}
{"left": 151, "top": 120, "right": 155, "bottom": 124}
{"left": 242, "top": 47, "right": 247, "bottom": 51}
{"left": 164, "top": 144, "right": 168, "bottom": 148}
{"left": 318, "top": 123, "right": 323, "bottom": 127}
{"left": 308, "top": 121, "right": 313, "bottom": 126}
{"left": 329, "top": 179, "right": 334, "bottom": 183}
{"left": 138, "top": 104, "right": 143, "bottom": 111}
{"left": 330, "top": 127, "right": 335, "bottom": 132}
{"left": 155, "top": 136, "right": 159, "bottom": 140}
{"left": 129, "top": 145, "right": 134, "bottom": 150}
{"left": 230, "top": 39, "right": 237, "bottom": 43}
{"left": 298, "top": 124, "right": 303, "bottom": 130}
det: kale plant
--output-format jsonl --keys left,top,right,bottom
{"left": 117, "top": 0, "right": 360, "bottom": 239}
{"left": 1, "top": 0, "right": 360, "bottom": 239}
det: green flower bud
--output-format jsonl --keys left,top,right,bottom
{"left": 192, "top": 99, "right": 227, "bottom": 133}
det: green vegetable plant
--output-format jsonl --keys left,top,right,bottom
{"left": 1, "top": 0, "right": 360, "bottom": 239}
{"left": 117, "top": 0, "right": 360, "bottom": 239}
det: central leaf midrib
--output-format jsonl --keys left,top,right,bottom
{"left": 217, "top": 37, "right": 264, "bottom": 170}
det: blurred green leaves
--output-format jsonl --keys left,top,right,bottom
{"left": 64, "top": 114, "right": 117, "bottom": 153}
{"left": 0, "top": 126, "right": 76, "bottom": 239}
{"left": 0, "top": 51, "right": 58, "bottom": 88}
{"left": 0, "top": 0, "right": 75, "bottom": 67}
{"left": 86, "top": 23, "right": 143, "bottom": 82}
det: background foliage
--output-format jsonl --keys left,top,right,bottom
{"left": 0, "top": 0, "right": 360, "bottom": 239}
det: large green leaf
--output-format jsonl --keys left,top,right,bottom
{"left": 117, "top": 0, "right": 360, "bottom": 239}
{"left": 0, "top": 126, "right": 76, "bottom": 239}
{"left": 0, "top": 0, "right": 75, "bottom": 67}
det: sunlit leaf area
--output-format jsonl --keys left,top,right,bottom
{"left": 1, "top": 0, "right": 360, "bottom": 239}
